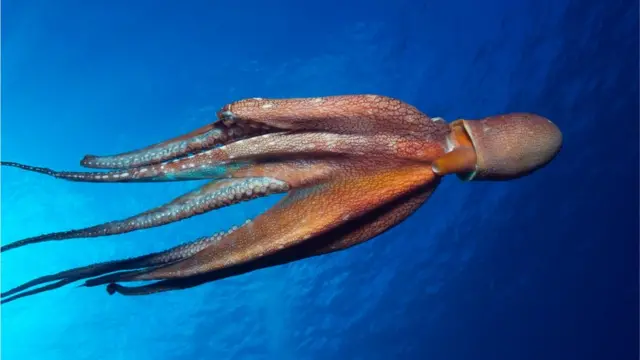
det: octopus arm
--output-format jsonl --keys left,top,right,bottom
{"left": 76, "top": 94, "right": 441, "bottom": 170}
{"left": 79, "top": 118, "right": 273, "bottom": 170}
{"left": 83, "top": 163, "right": 435, "bottom": 286}
{"left": 0, "top": 130, "right": 428, "bottom": 184}
{"left": 103, "top": 178, "right": 438, "bottom": 297}
{"left": 0, "top": 229, "right": 236, "bottom": 304}
{"left": 220, "top": 95, "right": 445, "bottom": 137}
{"left": 0, "top": 177, "right": 289, "bottom": 252}
{"left": 80, "top": 122, "right": 227, "bottom": 169}
{"left": 1, "top": 155, "right": 358, "bottom": 253}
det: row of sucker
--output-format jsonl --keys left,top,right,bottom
{"left": 82, "top": 220, "right": 251, "bottom": 287}
{"left": 1, "top": 153, "right": 238, "bottom": 183}
{"left": 0, "top": 177, "right": 290, "bottom": 252}
{"left": 80, "top": 124, "right": 226, "bottom": 169}
{"left": 0, "top": 121, "right": 290, "bottom": 183}
{"left": 79, "top": 112, "right": 281, "bottom": 170}
{"left": 0, "top": 223, "right": 248, "bottom": 304}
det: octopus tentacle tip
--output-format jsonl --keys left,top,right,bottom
{"left": 106, "top": 283, "right": 117, "bottom": 295}
{"left": 80, "top": 155, "right": 102, "bottom": 168}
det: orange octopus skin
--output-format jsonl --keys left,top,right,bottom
{"left": 0, "top": 94, "right": 561, "bottom": 302}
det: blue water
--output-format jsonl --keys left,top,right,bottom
{"left": 1, "top": 0, "right": 637, "bottom": 359}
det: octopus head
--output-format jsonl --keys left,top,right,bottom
{"left": 433, "top": 113, "right": 563, "bottom": 181}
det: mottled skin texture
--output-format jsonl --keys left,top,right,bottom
{"left": 454, "top": 114, "right": 563, "bottom": 180}
{"left": 0, "top": 94, "right": 562, "bottom": 303}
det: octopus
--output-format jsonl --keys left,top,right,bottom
{"left": 0, "top": 94, "right": 562, "bottom": 304}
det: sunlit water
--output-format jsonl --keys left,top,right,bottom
{"left": 1, "top": 1, "right": 637, "bottom": 359}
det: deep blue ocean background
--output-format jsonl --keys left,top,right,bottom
{"left": 1, "top": 0, "right": 638, "bottom": 359}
